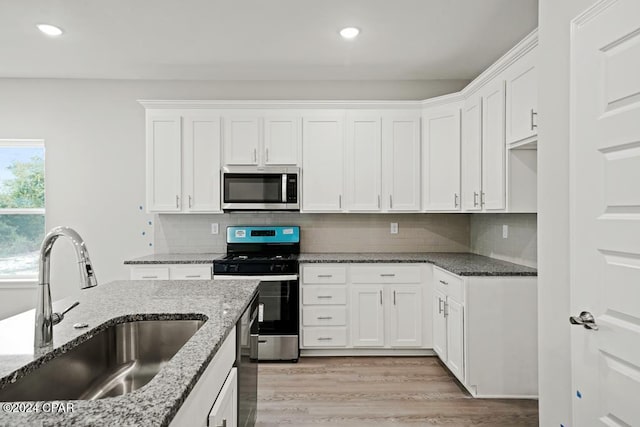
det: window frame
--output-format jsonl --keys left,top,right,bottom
{"left": 0, "top": 139, "right": 45, "bottom": 283}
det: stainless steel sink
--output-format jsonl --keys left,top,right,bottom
{"left": 0, "top": 319, "right": 205, "bottom": 401}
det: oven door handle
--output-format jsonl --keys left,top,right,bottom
{"left": 213, "top": 274, "right": 299, "bottom": 281}
{"left": 282, "top": 174, "right": 287, "bottom": 203}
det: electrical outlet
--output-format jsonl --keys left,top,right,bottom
{"left": 502, "top": 224, "right": 509, "bottom": 239}
{"left": 211, "top": 223, "right": 219, "bottom": 235}
{"left": 390, "top": 223, "right": 399, "bottom": 234}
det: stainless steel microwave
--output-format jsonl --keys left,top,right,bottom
{"left": 222, "top": 166, "right": 300, "bottom": 211}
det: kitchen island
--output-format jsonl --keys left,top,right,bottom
{"left": 0, "top": 279, "right": 259, "bottom": 427}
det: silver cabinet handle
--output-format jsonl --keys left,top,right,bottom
{"left": 438, "top": 297, "right": 443, "bottom": 314}
{"left": 380, "top": 290, "right": 383, "bottom": 305}
{"left": 530, "top": 109, "right": 538, "bottom": 130}
{"left": 265, "top": 147, "right": 269, "bottom": 162}
{"left": 317, "top": 274, "right": 333, "bottom": 278}
{"left": 141, "top": 275, "right": 158, "bottom": 279}
{"left": 439, "top": 280, "right": 448, "bottom": 285}
{"left": 393, "top": 290, "right": 396, "bottom": 305}
{"left": 454, "top": 193, "right": 459, "bottom": 208}
{"left": 378, "top": 195, "right": 381, "bottom": 209}
{"left": 339, "top": 195, "right": 342, "bottom": 209}
{"left": 317, "top": 295, "right": 333, "bottom": 299}
{"left": 443, "top": 301, "right": 449, "bottom": 317}
{"left": 185, "top": 275, "right": 201, "bottom": 278}
{"left": 253, "top": 148, "right": 257, "bottom": 163}
{"left": 317, "top": 337, "right": 333, "bottom": 341}
{"left": 389, "top": 194, "right": 393, "bottom": 209}
{"left": 317, "top": 316, "right": 333, "bottom": 320}
{"left": 570, "top": 311, "right": 599, "bottom": 330}
{"left": 473, "top": 191, "right": 479, "bottom": 207}
{"left": 481, "top": 192, "right": 486, "bottom": 207}
{"left": 380, "top": 273, "right": 395, "bottom": 277}
{"left": 176, "top": 195, "right": 179, "bottom": 208}
{"left": 188, "top": 195, "right": 192, "bottom": 208}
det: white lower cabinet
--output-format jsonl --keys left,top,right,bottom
{"left": 129, "top": 264, "right": 212, "bottom": 280}
{"left": 351, "top": 285, "right": 385, "bottom": 347}
{"left": 387, "top": 285, "right": 423, "bottom": 347}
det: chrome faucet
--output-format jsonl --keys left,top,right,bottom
{"left": 34, "top": 226, "right": 98, "bottom": 349}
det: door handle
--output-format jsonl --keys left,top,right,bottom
{"left": 443, "top": 301, "right": 449, "bottom": 317}
{"left": 188, "top": 195, "right": 192, "bottom": 208}
{"left": 390, "top": 194, "right": 393, "bottom": 209}
{"left": 473, "top": 191, "right": 479, "bottom": 207}
{"left": 454, "top": 193, "right": 459, "bottom": 208}
{"left": 378, "top": 195, "right": 381, "bottom": 209}
{"left": 265, "top": 147, "right": 269, "bottom": 162}
{"left": 438, "top": 297, "right": 443, "bottom": 314}
{"left": 339, "top": 195, "right": 342, "bottom": 209}
{"left": 317, "top": 316, "right": 333, "bottom": 320}
{"left": 570, "top": 311, "right": 598, "bottom": 330}
{"left": 380, "top": 290, "right": 383, "bottom": 305}
{"left": 530, "top": 109, "right": 538, "bottom": 131}
{"left": 253, "top": 148, "right": 257, "bottom": 163}
{"left": 176, "top": 195, "right": 179, "bottom": 208}
{"left": 393, "top": 290, "right": 396, "bottom": 305}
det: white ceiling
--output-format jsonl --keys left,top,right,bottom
{"left": 0, "top": 0, "right": 538, "bottom": 80}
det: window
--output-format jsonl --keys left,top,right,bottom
{"left": 0, "top": 140, "right": 45, "bottom": 280}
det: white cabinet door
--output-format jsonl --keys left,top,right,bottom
{"left": 422, "top": 106, "right": 461, "bottom": 211}
{"left": 351, "top": 285, "right": 385, "bottom": 347}
{"left": 183, "top": 116, "right": 221, "bottom": 212}
{"left": 505, "top": 47, "right": 537, "bottom": 145}
{"left": 223, "top": 116, "right": 260, "bottom": 165}
{"left": 263, "top": 116, "right": 300, "bottom": 165}
{"left": 382, "top": 114, "right": 421, "bottom": 211}
{"left": 446, "top": 298, "right": 464, "bottom": 382}
{"left": 461, "top": 97, "right": 483, "bottom": 211}
{"left": 302, "top": 115, "right": 345, "bottom": 212}
{"left": 433, "top": 289, "right": 447, "bottom": 360}
{"left": 481, "top": 81, "right": 506, "bottom": 210}
{"left": 208, "top": 367, "right": 237, "bottom": 427}
{"left": 147, "top": 114, "right": 182, "bottom": 212}
{"left": 345, "top": 113, "right": 382, "bottom": 212}
{"left": 388, "top": 285, "right": 423, "bottom": 347}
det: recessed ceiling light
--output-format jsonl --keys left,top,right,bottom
{"left": 340, "top": 27, "right": 360, "bottom": 40}
{"left": 37, "top": 24, "right": 63, "bottom": 37}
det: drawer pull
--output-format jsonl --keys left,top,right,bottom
{"left": 141, "top": 275, "right": 158, "bottom": 279}
{"left": 258, "top": 340, "right": 268, "bottom": 344}
{"left": 317, "top": 337, "right": 333, "bottom": 341}
{"left": 380, "top": 273, "right": 396, "bottom": 277}
{"left": 185, "top": 275, "right": 201, "bottom": 278}
{"left": 317, "top": 295, "right": 333, "bottom": 299}
{"left": 317, "top": 274, "right": 333, "bottom": 278}
{"left": 439, "top": 280, "right": 448, "bottom": 285}
{"left": 317, "top": 316, "right": 333, "bottom": 320}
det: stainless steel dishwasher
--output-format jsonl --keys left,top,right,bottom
{"left": 236, "top": 293, "right": 258, "bottom": 427}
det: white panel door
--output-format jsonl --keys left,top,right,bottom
{"left": 223, "top": 116, "right": 260, "bottom": 165}
{"left": 422, "top": 106, "right": 461, "bottom": 211}
{"left": 345, "top": 113, "right": 382, "bottom": 212}
{"left": 570, "top": 2, "right": 640, "bottom": 425}
{"left": 264, "top": 116, "right": 300, "bottom": 165}
{"left": 351, "top": 285, "right": 385, "bottom": 347}
{"left": 146, "top": 114, "right": 182, "bottom": 212}
{"left": 302, "top": 115, "right": 345, "bottom": 212}
{"left": 388, "top": 285, "right": 422, "bottom": 347}
{"left": 183, "top": 115, "right": 221, "bottom": 212}
{"left": 505, "top": 47, "right": 538, "bottom": 145}
{"left": 446, "top": 298, "right": 464, "bottom": 382}
{"left": 461, "top": 96, "right": 483, "bottom": 211}
{"left": 481, "top": 80, "right": 506, "bottom": 210}
{"left": 208, "top": 367, "right": 237, "bottom": 427}
{"left": 383, "top": 114, "right": 421, "bottom": 211}
{"left": 433, "top": 289, "right": 447, "bottom": 360}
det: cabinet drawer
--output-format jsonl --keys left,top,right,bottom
{"left": 130, "top": 266, "right": 170, "bottom": 280}
{"left": 302, "top": 265, "right": 347, "bottom": 284}
{"left": 302, "top": 327, "right": 347, "bottom": 347}
{"left": 351, "top": 264, "right": 421, "bottom": 284}
{"left": 302, "top": 306, "right": 347, "bottom": 326}
{"left": 302, "top": 286, "right": 347, "bottom": 305}
{"left": 434, "top": 267, "right": 464, "bottom": 303}
{"left": 170, "top": 265, "right": 212, "bottom": 280}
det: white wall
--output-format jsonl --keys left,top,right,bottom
{"left": 537, "top": 1, "right": 597, "bottom": 425}
{"left": 470, "top": 213, "right": 537, "bottom": 268}
{"left": 0, "top": 78, "right": 468, "bottom": 319}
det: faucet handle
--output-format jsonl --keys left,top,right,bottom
{"left": 52, "top": 301, "right": 80, "bottom": 325}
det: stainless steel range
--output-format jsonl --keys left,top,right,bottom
{"left": 213, "top": 226, "right": 300, "bottom": 362}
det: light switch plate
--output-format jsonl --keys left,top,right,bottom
{"left": 502, "top": 224, "right": 509, "bottom": 239}
{"left": 390, "top": 223, "right": 399, "bottom": 234}
{"left": 211, "top": 223, "right": 219, "bottom": 235}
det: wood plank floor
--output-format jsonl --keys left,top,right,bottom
{"left": 256, "top": 357, "right": 538, "bottom": 427}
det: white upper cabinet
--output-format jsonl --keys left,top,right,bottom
{"left": 146, "top": 112, "right": 222, "bottom": 213}
{"left": 383, "top": 114, "right": 421, "bottom": 211}
{"left": 505, "top": 46, "right": 538, "bottom": 146}
{"left": 263, "top": 116, "right": 300, "bottom": 165}
{"left": 481, "top": 80, "right": 506, "bottom": 211}
{"left": 147, "top": 114, "right": 182, "bottom": 212}
{"left": 223, "top": 116, "right": 260, "bottom": 165}
{"left": 345, "top": 113, "right": 382, "bottom": 212}
{"left": 422, "top": 104, "right": 462, "bottom": 211}
{"left": 302, "top": 113, "right": 345, "bottom": 212}
{"left": 223, "top": 114, "right": 300, "bottom": 167}
{"left": 461, "top": 96, "right": 483, "bottom": 211}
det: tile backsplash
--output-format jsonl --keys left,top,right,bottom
{"left": 470, "top": 213, "right": 537, "bottom": 267}
{"left": 154, "top": 213, "right": 471, "bottom": 254}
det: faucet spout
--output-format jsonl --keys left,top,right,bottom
{"left": 35, "top": 226, "right": 98, "bottom": 349}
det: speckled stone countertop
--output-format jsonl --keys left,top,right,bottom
{"left": 0, "top": 279, "right": 259, "bottom": 427}
{"left": 298, "top": 252, "right": 537, "bottom": 276}
{"left": 123, "top": 253, "right": 225, "bottom": 264}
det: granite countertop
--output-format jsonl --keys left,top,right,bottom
{"left": 0, "top": 279, "right": 260, "bottom": 427}
{"left": 124, "top": 253, "right": 225, "bottom": 265}
{"left": 298, "top": 252, "right": 537, "bottom": 276}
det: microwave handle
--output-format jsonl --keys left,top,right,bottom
{"left": 282, "top": 174, "right": 287, "bottom": 203}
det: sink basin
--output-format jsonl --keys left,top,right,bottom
{"left": 0, "top": 319, "right": 205, "bottom": 401}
